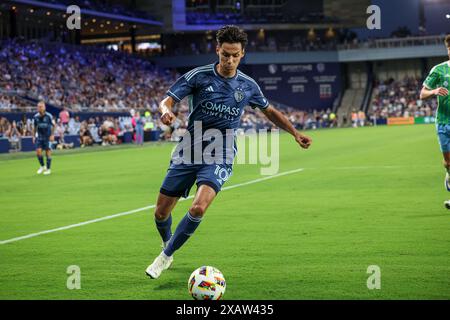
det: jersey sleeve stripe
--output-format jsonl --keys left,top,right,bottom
{"left": 184, "top": 67, "right": 210, "bottom": 80}
{"left": 167, "top": 90, "right": 182, "bottom": 102}
{"left": 184, "top": 66, "right": 208, "bottom": 79}
{"left": 184, "top": 64, "right": 214, "bottom": 81}
{"left": 185, "top": 66, "right": 214, "bottom": 81}
{"left": 262, "top": 100, "right": 269, "bottom": 108}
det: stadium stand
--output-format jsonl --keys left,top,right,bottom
{"left": 0, "top": 38, "right": 172, "bottom": 113}
{"left": 0, "top": 38, "right": 343, "bottom": 149}
{"left": 0, "top": 0, "right": 446, "bottom": 152}
{"left": 368, "top": 77, "right": 435, "bottom": 121}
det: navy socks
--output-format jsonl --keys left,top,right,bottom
{"left": 163, "top": 212, "right": 202, "bottom": 257}
{"left": 155, "top": 214, "right": 172, "bottom": 243}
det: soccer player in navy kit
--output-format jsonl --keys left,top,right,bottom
{"left": 146, "top": 26, "right": 312, "bottom": 279}
{"left": 33, "top": 101, "right": 54, "bottom": 175}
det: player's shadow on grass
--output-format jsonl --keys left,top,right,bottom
{"left": 151, "top": 266, "right": 193, "bottom": 291}
{"left": 152, "top": 281, "right": 181, "bottom": 290}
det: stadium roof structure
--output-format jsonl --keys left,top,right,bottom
{"left": 173, "top": 0, "right": 370, "bottom": 31}
{"left": 5, "top": 0, "right": 163, "bottom": 27}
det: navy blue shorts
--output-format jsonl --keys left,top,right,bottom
{"left": 35, "top": 138, "right": 51, "bottom": 150}
{"left": 160, "top": 162, "right": 233, "bottom": 198}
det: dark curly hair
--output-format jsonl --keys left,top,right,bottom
{"left": 216, "top": 25, "right": 248, "bottom": 49}
{"left": 446, "top": 34, "right": 450, "bottom": 48}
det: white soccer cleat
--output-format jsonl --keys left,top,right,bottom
{"left": 445, "top": 173, "right": 450, "bottom": 192}
{"left": 445, "top": 200, "right": 450, "bottom": 210}
{"left": 43, "top": 169, "right": 51, "bottom": 175}
{"left": 145, "top": 251, "right": 173, "bottom": 279}
{"left": 37, "top": 166, "right": 46, "bottom": 174}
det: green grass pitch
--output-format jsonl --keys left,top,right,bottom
{"left": 1, "top": 124, "right": 450, "bottom": 299}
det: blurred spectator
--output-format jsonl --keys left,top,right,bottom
{"left": 358, "top": 110, "right": 366, "bottom": 127}
{"left": 59, "top": 107, "right": 70, "bottom": 126}
{"left": 134, "top": 111, "right": 144, "bottom": 146}
{"left": 80, "top": 121, "right": 94, "bottom": 147}
{"left": 144, "top": 111, "right": 155, "bottom": 131}
{"left": 351, "top": 110, "right": 358, "bottom": 127}
{"left": 5, "top": 120, "right": 21, "bottom": 149}
{"left": 54, "top": 119, "right": 65, "bottom": 141}
{"left": 99, "top": 120, "right": 118, "bottom": 146}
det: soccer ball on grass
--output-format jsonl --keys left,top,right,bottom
{"left": 188, "top": 266, "right": 226, "bottom": 300}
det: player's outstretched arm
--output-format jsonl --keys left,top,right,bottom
{"left": 261, "top": 105, "right": 312, "bottom": 149}
{"left": 420, "top": 86, "right": 449, "bottom": 100}
{"left": 159, "top": 96, "right": 176, "bottom": 125}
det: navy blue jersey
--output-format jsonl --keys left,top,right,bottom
{"left": 167, "top": 62, "right": 269, "bottom": 164}
{"left": 167, "top": 62, "right": 269, "bottom": 134}
{"left": 33, "top": 112, "right": 54, "bottom": 139}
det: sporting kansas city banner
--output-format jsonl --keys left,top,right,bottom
{"left": 240, "top": 63, "right": 342, "bottom": 111}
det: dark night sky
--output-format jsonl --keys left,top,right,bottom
{"left": 424, "top": 0, "right": 450, "bottom": 35}
{"left": 351, "top": 0, "right": 449, "bottom": 39}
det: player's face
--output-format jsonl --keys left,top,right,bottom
{"left": 37, "top": 103, "right": 45, "bottom": 114}
{"left": 216, "top": 42, "right": 245, "bottom": 74}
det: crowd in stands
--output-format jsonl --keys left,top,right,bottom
{"left": 0, "top": 113, "right": 153, "bottom": 150}
{"left": 0, "top": 38, "right": 176, "bottom": 113}
{"left": 0, "top": 95, "right": 30, "bottom": 112}
{"left": 0, "top": 105, "right": 339, "bottom": 149}
{"left": 228, "top": 103, "right": 337, "bottom": 131}
{"left": 0, "top": 39, "right": 341, "bottom": 148}
{"left": 368, "top": 77, "right": 436, "bottom": 121}
{"left": 6, "top": 39, "right": 433, "bottom": 152}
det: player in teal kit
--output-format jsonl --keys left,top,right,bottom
{"left": 33, "top": 101, "right": 54, "bottom": 175}
{"left": 146, "top": 26, "right": 313, "bottom": 279}
{"left": 420, "top": 35, "right": 450, "bottom": 208}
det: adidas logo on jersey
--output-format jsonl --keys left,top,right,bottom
{"left": 205, "top": 86, "right": 214, "bottom": 92}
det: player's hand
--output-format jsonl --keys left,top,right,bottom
{"left": 161, "top": 111, "right": 176, "bottom": 125}
{"left": 32, "top": 136, "right": 35, "bottom": 144}
{"left": 49, "top": 135, "right": 55, "bottom": 142}
{"left": 433, "top": 87, "right": 449, "bottom": 96}
{"left": 295, "top": 133, "right": 312, "bottom": 149}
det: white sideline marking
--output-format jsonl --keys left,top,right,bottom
{"left": 0, "top": 168, "right": 304, "bottom": 245}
